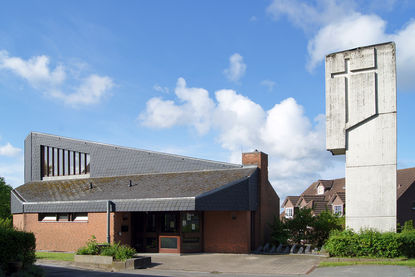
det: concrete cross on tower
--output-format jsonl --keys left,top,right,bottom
{"left": 325, "top": 42, "right": 397, "bottom": 232}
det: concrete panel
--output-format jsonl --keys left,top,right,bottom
{"left": 350, "top": 47, "right": 375, "bottom": 71}
{"left": 326, "top": 77, "right": 346, "bottom": 154}
{"left": 346, "top": 113, "right": 396, "bottom": 167}
{"left": 347, "top": 72, "right": 376, "bottom": 128}
{"left": 346, "top": 165, "right": 396, "bottom": 218}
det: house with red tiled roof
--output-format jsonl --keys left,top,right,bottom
{"left": 281, "top": 168, "right": 415, "bottom": 226}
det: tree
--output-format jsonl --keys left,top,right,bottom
{"left": 310, "top": 210, "right": 343, "bottom": 247}
{"left": 269, "top": 216, "right": 289, "bottom": 245}
{"left": 284, "top": 208, "right": 314, "bottom": 244}
{"left": 0, "top": 177, "right": 12, "bottom": 219}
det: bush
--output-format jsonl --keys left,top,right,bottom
{"left": 76, "top": 236, "right": 100, "bottom": 255}
{"left": 76, "top": 236, "right": 136, "bottom": 261}
{"left": 324, "top": 229, "right": 415, "bottom": 258}
{"left": 402, "top": 220, "right": 414, "bottom": 232}
{"left": 0, "top": 226, "right": 36, "bottom": 274}
{"left": 399, "top": 230, "right": 415, "bottom": 258}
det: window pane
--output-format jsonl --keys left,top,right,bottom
{"left": 48, "top": 147, "right": 53, "bottom": 176}
{"left": 42, "top": 146, "right": 48, "bottom": 177}
{"left": 162, "top": 214, "right": 177, "bottom": 233}
{"left": 86, "top": 154, "right": 90, "bottom": 173}
{"left": 58, "top": 213, "right": 69, "bottom": 221}
{"left": 63, "top": 150, "right": 68, "bottom": 175}
{"left": 39, "top": 213, "right": 57, "bottom": 221}
{"left": 80, "top": 153, "right": 85, "bottom": 174}
{"left": 75, "top": 152, "right": 79, "bottom": 175}
{"left": 73, "top": 213, "right": 88, "bottom": 221}
{"left": 53, "top": 148, "right": 58, "bottom": 176}
{"left": 58, "top": 149, "right": 63, "bottom": 176}
{"left": 182, "top": 213, "right": 200, "bottom": 233}
{"left": 69, "top": 151, "right": 74, "bottom": 175}
{"left": 146, "top": 214, "right": 156, "bottom": 232}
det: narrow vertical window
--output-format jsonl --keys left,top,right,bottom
{"left": 86, "top": 154, "right": 90, "bottom": 173}
{"left": 41, "top": 146, "right": 48, "bottom": 177}
{"left": 69, "top": 151, "right": 74, "bottom": 175}
{"left": 80, "top": 153, "right": 85, "bottom": 174}
{"left": 75, "top": 152, "right": 79, "bottom": 175}
{"left": 48, "top": 147, "right": 53, "bottom": 176}
{"left": 58, "top": 149, "right": 63, "bottom": 176}
{"left": 54, "top": 148, "right": 58, "bottom": 176}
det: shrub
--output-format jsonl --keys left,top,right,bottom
{"left": 0, "top": 226, "right": 36, "bottom": 274}
{"left": 76, "top": 237, "right": 136, "bottom": 261}
{"left": 398, "top": 230, "right": 415, "bottom": 258}
{"left": 76, "top": 236, "right": 100, "bottom": 255}
{"left": 402, "top": 220, "right": 414, "bottom": 232}
{"left": 324, "top": 229, "right": 415, "bottom": 258}
{"left": 114, "top": 244, "right": 136, "bottom": 261}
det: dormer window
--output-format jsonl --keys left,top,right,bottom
{"left": 317, "top": 184, "right": 324, "bottom": 195}
{"left": 41, "top": 145, "right": 90, "bottom": 179}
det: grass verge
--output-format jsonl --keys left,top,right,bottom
{"left": 319, "top": 259, "right": 415, "bottom": 267}
{"left": 36, "top": 251, "right": 74, "bottom": 261}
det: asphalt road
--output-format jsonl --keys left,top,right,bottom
{"left": 40, "top": 264, "right": 415, "bottom": 277}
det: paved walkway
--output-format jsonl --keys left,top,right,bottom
{"left": 144, "top": 253, "right": 321, "bottom": 275}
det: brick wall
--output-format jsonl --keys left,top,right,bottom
{"left": 397, "top": 184, "right": 415, "bottom": 226}
{"left": 13, "top": 212, "right": 116, "bottom": 252}
{"left": 113, "top": 212, "right": 132, "bottom": 246}
{"left": 203, "top": 211, "right": 251, "bottom": 253}
{"left": 242, "top": 151, "right": 280, "bottom": 247}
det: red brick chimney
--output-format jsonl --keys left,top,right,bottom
{"left": 242, "top": 150, "right": 268, "bottom": 181}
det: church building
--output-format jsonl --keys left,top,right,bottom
{"left": 12, "top": 132, "right": 279, "bottom": 253}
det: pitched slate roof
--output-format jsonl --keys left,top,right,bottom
{"left": 281, "top": 196, "right": 300, "bottom": 207}
{"left": 12, "top": 167, "right": 259, "bottom": 213}
{"left": 397, "top": 167, "right": 415, "bottom": 198}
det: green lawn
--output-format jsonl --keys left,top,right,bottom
{"left": 319, "top": 259, "right": 415, "bottom": 267}
{"left": 36, "top": 251, "right": 74, "bottom": 261}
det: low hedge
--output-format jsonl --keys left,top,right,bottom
{"left": 324, "top": 229, "right": 415, "bottom": 258}
{"left": 0, "top": 226, "right": 36, "bottom": 273}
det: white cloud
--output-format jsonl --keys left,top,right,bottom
{"left": 266, "top": 0, "right": 356, "bottom": 32}
{"left": 260, "top": 80, "right": 276, "bottom": 92}
{"left": 250, "top": 16, "right": 257, "bottom": 22}
{"left": 0, "top": 50, "right": 113, "bottom": 106}
{"left": 223, "top": 53, "right": 247, "bottom": 82}
{"left": 267, "top": 0, "right": 415, "bottom": 90}
{"left": 50, "top": 74, "right": 113, "bottom": 105}
{"left": 140, "top": 78, "right": 215, "bottom": 134}
{"left": 140, "top": 77, "right": 343, "bottom": 198}
{"left": 0, "top": 142, "right": 21, "bottom": 157}
{"left": 153, "top": 84, "right": 169, "bottom": 93}
{"left": 307, "top": 13, "right": 387, "bottom": 70}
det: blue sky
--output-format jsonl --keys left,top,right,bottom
{"left": 1, "top": 0, "right": 415, "bottom": 201}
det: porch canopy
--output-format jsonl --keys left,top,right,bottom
{"left": 12, "top": 167, "right": 258, "bottom": 214}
